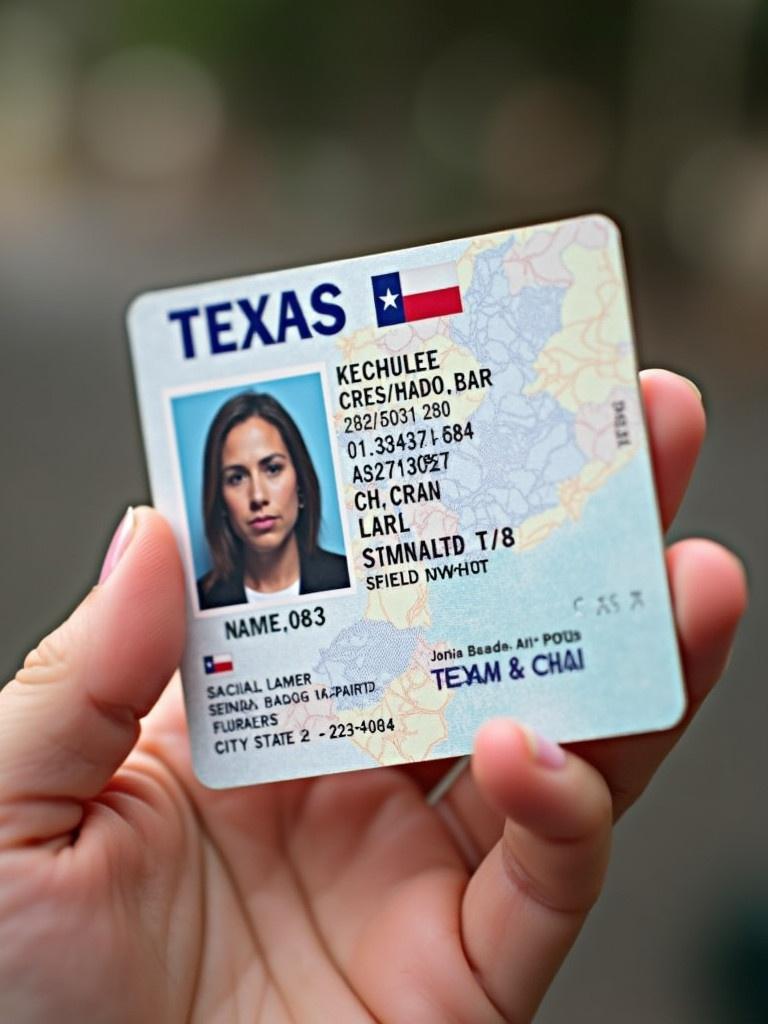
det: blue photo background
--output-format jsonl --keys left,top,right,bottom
{"left": 171, "top": 372, "right": 346, "bottom": 580}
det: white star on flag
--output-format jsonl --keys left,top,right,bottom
{"left": 379, "top": 288, "right": 399, "bottom": 310}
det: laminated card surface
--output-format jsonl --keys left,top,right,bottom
{"left": 128, "top": 215, "right": 685, "bottom": 787}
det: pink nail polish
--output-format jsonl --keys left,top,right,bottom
{"left": 98, "top": 507, "right": 135, "bottom": 584}
{"left": 521, "top": 725, "right": 567, "bottom": 770}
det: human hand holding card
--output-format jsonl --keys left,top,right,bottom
{"left": 0, "top": 283, "right": 745, "bottom": 1022}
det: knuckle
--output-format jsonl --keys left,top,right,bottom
{"left": 19, "top": 626, "right": 73, "bottom": 685}
{"left": 587, "top": 779, "right": 614, "bottom": 837}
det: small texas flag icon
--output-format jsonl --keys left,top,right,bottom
{"left": 372, "top": 261, "right": 463, "bottom": 327}
{"left": 203, "top": 653, "right": 234, "bottom": 675}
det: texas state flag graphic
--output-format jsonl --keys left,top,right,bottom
{"left": 371, "top": 261, "right": 463, "bottom": 327}
{"left": 203, "top": 653, "right": 234, "bottom": 675}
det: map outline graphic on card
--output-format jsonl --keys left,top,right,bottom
{"left": 128, "top": 214, "right": 686, "bottom": 788}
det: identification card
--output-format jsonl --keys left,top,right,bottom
{"left": 128, "top": 215, "right": 685, "bottom": 787}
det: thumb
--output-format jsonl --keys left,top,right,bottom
{"left": 0, "top": 507, "right": 185, "bottom": 848}
{"left": 462, "top": 720, "right": 613, "bottom": 1022}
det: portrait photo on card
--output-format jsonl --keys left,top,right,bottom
{"left": 169, "top": 369, "right": 353, "bottom": 615}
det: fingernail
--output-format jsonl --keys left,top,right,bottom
{"left": 98, "top": 507, "right": 135, "bottom": 584}
{"left": 680, "top": 375, "right": 702, "bottom": 402}
{"left": 520, "top": 725, "right": 567, "bottom": 770}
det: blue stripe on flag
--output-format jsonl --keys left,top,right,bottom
{"left": 371, "top": 272, "right": 405, "bottom": 327}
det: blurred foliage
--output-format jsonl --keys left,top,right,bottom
{"left": 63, "top": 0, "right": 634, "bottom": 127}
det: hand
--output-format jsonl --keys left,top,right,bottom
{"left": 0, "top": 370, "right": 746, "bottom": 1023}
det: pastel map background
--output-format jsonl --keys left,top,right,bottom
{"left": 300, "top": 215, "right": 681, "bottom": 770}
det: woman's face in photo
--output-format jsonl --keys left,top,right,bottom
{"left": 220, "top": 416, "right": 300, "bottom": 556}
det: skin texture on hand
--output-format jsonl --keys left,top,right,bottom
{"left": 0, "top": 370, "right": 747, "bottom": 1023}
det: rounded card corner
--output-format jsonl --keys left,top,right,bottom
{"left": 662, "top": 684, "right": 688, "bottom": 732}
{"left": 588, "top": 212, "right": 623, "bottom": 242}
{"left": 125, "top": 291, "right": 155, "bottom": 336}
{"left": 191, "top": 757, "right": 233, "bottom": 792}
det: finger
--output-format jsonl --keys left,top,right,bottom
{"left": 568, "top": 537, "right": 747, "bottom": 819}
{"left": 462, "top": 721, "right": 612, "bottom": 1022}
{"left": 639, "top": 368, "right": 705, "bottom": 530}
{"left": 0, "top": 507, "right": 185, "bottom": 848}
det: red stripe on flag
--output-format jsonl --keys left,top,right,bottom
{"left": 403, "top": 286, "right": 462, "bottom": 322}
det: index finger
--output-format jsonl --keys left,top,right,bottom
{"left": 640, "top": 368, "right": 705, "bottom": 531}
{"left": 567, "top": 536, "right": 747, "bottom": 820}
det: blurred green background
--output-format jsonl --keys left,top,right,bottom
{"left": 1, "top": 1, "right": 766, "bottom": 1019}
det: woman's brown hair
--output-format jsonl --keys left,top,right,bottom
{"left": 201, "top": 391, "right": 321, "bottom": 591}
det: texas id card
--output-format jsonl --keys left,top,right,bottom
{"left": 128, "top": 214, "right": 685, "bottom": 788}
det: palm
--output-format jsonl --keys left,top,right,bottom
{"left": 87, "top": 684, "right": 494, "bottom": 1022}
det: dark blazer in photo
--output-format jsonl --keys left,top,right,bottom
{"left": 197, "top": 547, "right": 350, "bottom": 610}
